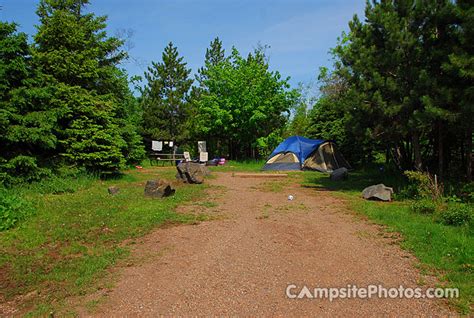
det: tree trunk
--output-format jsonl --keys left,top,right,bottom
{"left": 467, "top": 127, "right": 472, "bottom": 181}
{"left": 412, "top": 132, "right": 423, "bottom": 171}
{"left": 438, "top": 122, "right": 444, "bottom": 180}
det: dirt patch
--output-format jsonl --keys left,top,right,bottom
{"left": 78, "top": 172, "right": 452, "bottom": 316}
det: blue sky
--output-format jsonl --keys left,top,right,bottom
{"left": 0, "top": 0, "right": 365, "bottom": 88}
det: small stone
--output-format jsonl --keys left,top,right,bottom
{"left": 108, "top": 186, "right": 120, "bottom": 195}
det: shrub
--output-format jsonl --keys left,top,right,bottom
{"left": 460, "top": 182, "right": 474, "bottom": 203}
{"left": 0, "top": 189, "right": 35, "bottom": 231}
{"left": 404, "top": 170, "right": 443, "bottom": 200}
{"left": 32, "top": 175, "right": 77, "bottom": 194}
{"left": 256, "top": 131, "right": 284, "bottom": 158}
{"left": 25, "top": 171, "right": 94, "bottom": 195}
{"left": 0, "top": 155, "right": 51, "bottom": 186}
{"left": 411, "top": 199, "right": 437, "bottom": 214}
{"left": 439, "top": 203, "right": 473, "bottom": 226}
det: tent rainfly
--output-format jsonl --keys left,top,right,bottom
{"left": 262, "top": 136, "right": 351, "bottom": 172}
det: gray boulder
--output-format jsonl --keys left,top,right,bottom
{"left": 108, "top": 186, "right": 120, "bottom": 195}
{"left": 362, "top": 184, "right": 394, "bottom": 202}
{"left": 330, "top": 167, "right": 349, "bottom": 181}
{"left": 144, "top": 180, "right": 175, "bottom": 198}
{"left": 176, "top": 162, "right": 210, "bottom": 184}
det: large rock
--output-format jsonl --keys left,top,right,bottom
{"left": 176, "top": 162, "right": 210, "bottom": 184}
{"left": 144, "top": 179, "right": 175, "bottom": 198}
{"left": 362, "top": 184, "right": 394, "bottom": 202}
{"left": 330, "top": 167, "right": 348, "bottom": 181}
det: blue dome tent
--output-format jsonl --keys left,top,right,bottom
{"left": 262, "top": 136, "right": 351, "bottom": 172}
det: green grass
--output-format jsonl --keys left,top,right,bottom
{"left": 208, "top": 160, "right": 266, "bottom": 172}
{"left": 195, "top": 201, "right": 218, "bottom": 208}
{"left": 303, "top": 170, "right": 473, "bottom": 313}
{"left": 0, "top": 166, "right": 207, "bottom": 315}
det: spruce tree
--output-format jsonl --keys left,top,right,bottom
{"left": 33, "top": 0, "right": 142, "bottom": 172}
{"left": 141, "top": 42, "right": 193, "bottom": 143}
{"left": 0, "top": 22, "right": 57, "bottom": 184}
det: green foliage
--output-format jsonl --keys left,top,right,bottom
{"left": 54, "top": 85, "right": 126, "bottom": 171}
{"left": 141, "top": 42, "right": 193, "bottom": 143}
{"left": 25, "top": 172, "right": 94, "bottom": 195}
{"left": 439, "top": 203, "right": 473, "bottom": 226}
{"left": 255, "top": 131, "right": 284, "bottom": 158}
{"left": 196, "top": 36, "right": 226, "bottom": 84}
{"left": 32, "top": 0, "right": 143, "bottom": 173}
{"left": 0, "top": 22, "right": 57, "bottom": 185}
{"left": 411, "top": 199, "right": 437, "bottom": 215}
{"left": 305, "top": 68, "right": 376, "bottom": 166}
{"left": 403, "top": 170, "right": 444, "bottom": 202}
{"left": 0, "top": 188, "right": 35, "bottom": 231}
{"left": 404, "top": 171, "right": 434, "bottom": 199}
{"left": 315, "top": 0, "right": 473, "bottom": 179}
{"left": 460, "top": 183, "right": 474, "bottom": 203}
{"left": 193, "top": 45, "right": 297, "bottom": 159}
{"left": 285, "top": 82, "right": 312, "bottom": 137}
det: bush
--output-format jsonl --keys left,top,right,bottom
{"left": 411, "top": 199, "right": 437, "bottom": 214}
{"left": 255, "top": 131, "right": 284, "bottom": 158}
{"left": 460, "top": 182, "right": 474, "bottom": 203}
{"left": 404, "top": 170, "right": 443, "bottom": 200}
{"left": 0, "top": 155, "right": 52, "bottom": 186}
{"left": 25, "top": 170, "right": 94, "bottom": 195}
{"left": 32, "top": 175, "right": 77, "bottom": 194}
{"left": 439, "top": 203, "right": 473, "bottom": 226}
{"left": 0, "top": 189, "right": 35, "bottom": 231}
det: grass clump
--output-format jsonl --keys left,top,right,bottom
{"left": 208, "top": 160, "right": 265, "bottom": 172}
{"left": 0, "top": 188, "right": 35, "bottom": 231}
{"left": 439, "top": 203, "right": 473, "bottom": 226}
{"left": 411, "top": 199, "right": 437, "bottom": 215}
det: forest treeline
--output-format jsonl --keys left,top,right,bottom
{"left": 1, "top": 0, "right": 472, "bottom": 185}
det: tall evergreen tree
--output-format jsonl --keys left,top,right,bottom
{"left": 141, "top": 42, "right": 193, "bottom": 143}
{"left": 196, "top": 37, "right": 226, "bottom": 84}
{"left": 308, "top": 0, "right": 471, "bottom": 179}
{"left": 0, "top": 22, "right": 57, "bottom": 184}
{"left": 444, "top": 0, "right": 474, "bottom": 180}
{"left": 34, "top": 0, "right": 143, "bottom": 172}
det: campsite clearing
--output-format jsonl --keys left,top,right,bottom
{"left": 72, "top": 170, "right": 452, "bottom": 316}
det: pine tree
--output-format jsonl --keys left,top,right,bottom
{"left": 141, "top": 42, "right": 193, "bottom": 143}
{"left": 196, "top": 37, "right": 226, "bottom": 84}
{"left": 444, "top": 0, "right": 474, "bottom": 180}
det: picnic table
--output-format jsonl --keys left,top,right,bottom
{"left": 149, "top": 153, "right": 186, "bottom": 166}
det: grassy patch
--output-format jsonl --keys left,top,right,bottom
{"left": 195, "top": 201, "right": 218, "bottom": 208}
{"left": 303, "top": 170, "right": 473, "bottom": 313}
{"left": 208, "top": 160, "right": 265, "bottom": 172}
{"left": 257, "top": 180, "right": 286, "bottom": 192}
{"left": 0, "top": 166, "right": 207, "bottom": 315}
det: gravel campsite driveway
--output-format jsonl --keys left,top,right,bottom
{"left": 87, "top": 172, "right": 452, "bottom": 316}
